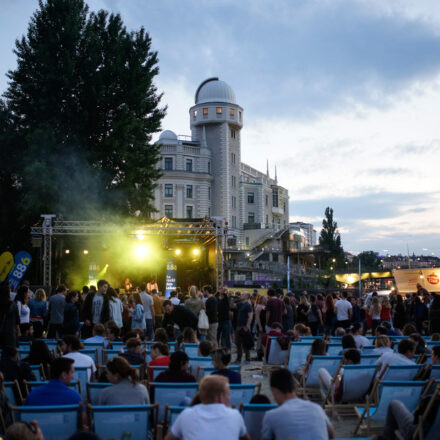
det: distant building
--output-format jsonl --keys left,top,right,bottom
{"left": 289, "top": 222, "right": 317, "bottom": 248}
{"left": 153, "top": 77, "right": 289, "bottom": 248}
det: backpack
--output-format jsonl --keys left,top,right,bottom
{"left": 132, "top": 304, "right": 144, "bottom": 322}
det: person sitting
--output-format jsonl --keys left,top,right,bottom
{"left": 351, "top": 323, "right": 369, "bottom": 348}
{"left": 335, "top": 327, "right": 346, "bottom": 337}
{"left": 154, "top": 327, "right": 169, "bottom": 344}
{"left": 296, "top": 338, "right": 327, "bottom": 378}
{"left": 61, "top": 335, "right": 96, "bottom": 380}
{"left": 22, "top": 339, "right": 53, "bottom": 378}
{"left": 432, "top": 346, "right": 440, "bottom": 364}
{"left": 98, "top": 356, "right": 150, "bottom": 405}
{"left": 120, "top": 337, "right": 145, "bottom": 366}
{"left": 372, "top": 335, "right": 393, "bottom": 356}
{"left": 0, "top": 346, "right": 36, "bottom": 395}
{"left": 377, "top": 339, "right": 416, "bottom": 374}
{"left": 198, "top": 341, "right": 213, "bottom": 357}
{"left": 122, "top": 330, "right": 142, "bottom": 344}
{"left": 17, "top": 323, "right": 34, "bottom": 344}
{"left": 430, "top": 333, "right": 440, "bottom": 341}
{"left": 338, "top": 334, "right": 358, "bottom": 355}
{"left": 164, "top": 375, "right": 250, "bottom": 440}
{"left": 155, "top": 351, "right": 196, "bottom": 383}
{"left": 84, "top": 323, "right": 108, "bottom": 348}
{"left": 5, "top": 420, "right": 44, "bottom": 440}
{"left": 181, "top": 327, "right": 199, "bottom": 345}
{"left": 381, "top": 320, "right": 401, "bottom": 337}
{"left": 105, "top": 322, "right": 121, "bottom": 347}
{"left": 292, "top": 323, "right": 311, "bottom": 341}
{"left": 262, "top": 368, "right": 335, "bottom": 440}
{"left": 250, "top": 394, "right": 271, "bottom": 404}
{"left": 409, "top": 333, "right": 431, "bottom": 355}
{"left": 148, "top": 342, "right": 171, "bottom": 381}
{"left": 211, "top": 348, "right": 241, "bottom": 384}
{"left": 262, "top": 322, "right": 284, "bottom": 360}
{"left": 318, "top": 349, "right": 361, "bottom": 403}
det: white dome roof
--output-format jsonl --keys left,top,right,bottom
{"left": 159, "top": 130, "right": 178, "bottom": 142}
{"left": 195, "top": 77, "right": 236, "bottom": 105}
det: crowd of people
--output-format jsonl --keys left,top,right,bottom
{"left": 1, "top": 277, "right": 440, "bottom": 439}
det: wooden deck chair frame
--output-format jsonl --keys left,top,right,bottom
{"left": 3, "top": 380, "right": 24, "bottom": 406}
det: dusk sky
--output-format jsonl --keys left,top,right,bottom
{"left": 1, "top": 1, "right": 439, "bottom": 256}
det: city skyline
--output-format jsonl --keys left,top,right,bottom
{"left": 1, "top": 0, "right": 439, "bottom": 256}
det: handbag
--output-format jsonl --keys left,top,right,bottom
{"left": 198, "top": 309, "right": 209, "bottom": 330}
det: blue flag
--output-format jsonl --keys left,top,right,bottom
{"left": 165, "top": 258, "right": 177, "bottom": 299}
{"left": 7, "top": 251, "right": 32, "bottom": 291}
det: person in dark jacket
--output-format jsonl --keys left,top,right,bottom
{"left": 63, "top": 290, "right": 80, "bottom": 336}
{"left": 0, "top": 346, "right": 36, "bottom": 395}
{"left": 162, "top": 300, "right": 198, "bottom": 331}
{"left": 120, "top": 337, "right": 145, "bottom": 365}
{"left": 155, "top": 351, "right": 196, "bottom": 383}
{"left": 0, "top": 281, "right": 19, "bottom": 349}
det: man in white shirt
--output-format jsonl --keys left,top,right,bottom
{"left": 377, "top": 339, "right": 416, "bottom": 375}
{"left": 140, "top": 282, "right": 155, "bottom": 340}
{"left": 169, "top": 290, "right": 180, "bottom": 306}
{"left": 352, "top": 323, "right": 370, "bottom": 348}
{"left": 61, "top": 335, "right": 97, "bottom": 380}
{"left": 335, "top": 291, "right": 352, "bottom": 329}
{"left": 165, "top": 375, "right": 250, "bottom": 440}
{"left": 262, "top": 368, "right": 335, "bottom": 440}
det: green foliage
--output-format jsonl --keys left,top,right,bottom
{"left": 0, "top": 0, "right": 165, "bottom": 249}
{"left": 318, "top": 207, "right": 344, "bottom": 266}
{"left": 352, "top": 251, "right": 382, "bottom": 271}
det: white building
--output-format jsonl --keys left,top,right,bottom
{"left": 153, "top": 77, "right": 289, "bottom": 249}
{"left": 289, "top": 222, "right": 317, "bottom": 248}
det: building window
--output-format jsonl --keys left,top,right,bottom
{"left": 186, "top": 205, "right": 193, "bottom": 218}
{"left": 186, "top": 159, "right": 193, "bottom": 172}
{"left": 248, "top": 192, "right": 254, "bottom": 204}
{"left": 230, "top": 129, "right": 236, "bottom": 138}
{"left": 203, "top": 108, "right": 208, "bottom": 115}
{"left": 266, "top": 215, "right": 269, "bottom": 225}
{"left": 283, "top": 202, "right": 286, "bottom": 213}
{"left": 232, "top": 196, "right": 236, "bottom": 209}
{"left": 164, "top": 157, "right": 173, "bottom": 170}
{"left": 193, "top": 110, "right": 197, "bottom": 118}
{"left": 186, "top": 185, "right": 193, "bottom": 198}
{"left": 231, "top": 175, "right": 236, "bottom": 187}
{"left": 265, "top": 194, "right": 268, "bottom": 206}
{"left": 231, "top": 152, "right": 236, "bottom": 164}
{"left": 208, "top": 161, "right": 211, "bottom": 174}
{"left": 232, "top": 215, "right": 236, "bottom": 228}
{"left": 273, "top": 188, "right": 279, "bottom": 208}
{"left": 229, "top": 108, "right": 235, "bottom": 117}
{"left": 208, "top": 186, "right": 211, "bottom": 200}
{"left": 208, "top": 207, "right": 211, "bottom": 217}
{"left": 246, "top": 237, "right": 249, "bottom": 246}
{"left": 164, "top": 184, "right": 173, "bottom": 197}
{"left": 248, "top": 212, "right": 255, "bottom": 224}
{"left": 164, "top": 205, "right": 173, "bottom": 218}
{"left": 216, "top": 107, "right": 222, "bottom": 114}
{"left": 239, "top": 111, "right": 242, "bottom": 121}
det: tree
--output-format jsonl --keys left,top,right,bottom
{"left": 0, "top": 0, "right": 165, "bottom": 248}
{"left": 319, "top": 207, "right": 344, "bottom": 266}
{"left": 353, "top": 251, "right": 382, "bottom": 271}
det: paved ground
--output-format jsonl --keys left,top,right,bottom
{"left": 239, "top": 354, "right": 362, "bottom": 439}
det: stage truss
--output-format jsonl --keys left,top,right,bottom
{"left": 31, "top": 215, "right": 224, "bottom": 290}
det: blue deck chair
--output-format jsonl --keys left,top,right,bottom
{"left": 90, "top": 404, "right": 157, "bottom": 440}
{"left": 327, "top": 343, "right": 343, "bottom": 356}
{"left": 182, "top": 343, "right": 199, "bottom": 357}
{"left": 429, "top": 365, "right": 440, "bottom": 380}
{"left": 102, "top": 348, "right": 123, "bottom": 363}
{"left": 164, "top": 405, "right": 186, "bottom": 426}
{"left": 241, "top": 403, "right": 277, "bottom": 440}
{"left": 354, "top": 381, "right": 425, "bottom": 435}
{"left": 361, "top": 345, "right": 376, "bottom": 354}
{"left": 360, "top": 354, "right": 381, "bottom": 365}
{"left": 341, "top": 365, "right": 378, "bottom": 403}
{"left": 304, "top": 355, "right": 343, "bottom": 388}
{"left": 14, "top": 404, "right": 81, "bottom": 440}
{"left": 79, "top": 348, "right": 98, "bottom": 364}
{"left": 109, "top": 341, "right": 124, "bottom": 349}
{"left": 152, "top": 382, "right": 199, "bottom": 421}
{"left": 18, "top": 347, "right": 30, "bottom": 359}
{"left": 266, "top": 337, "right": 288, "bottom": 365}
{"left": 3, "top": 381, "right": 22, "bottom": 406}
{"left": 230, "top": 383, "right": 260, "bottom": 407}
{"left": 73, "top": 366, "right": 92, "bottom": 400}
{"left": 44, "top": 339, "right": 60, "bottom": 352}
{"left": 197, "top": 365, "right": 240, "bottom": 379}
{"left": 82, "top": 341, "right": 104, "bottom": 364}
{"left": 146, "top": 341, "right": 176, "bottom": 352}
{"left": 87, "top": 382, "right": 110, "bottom": 404}
{"left": 286, "top": 342, "right": 312, "bottom": 373}
{"left": 29, "top": 364, "right": 44, "bottom": 381}
{"left": 188, "top": 356, "right": 213, "bottom": 377}
{"left": 149, "top": 366, "right": 169, "bottom": 381}
{"left": 380, "top": 365, "right": 421, "bottom": 381}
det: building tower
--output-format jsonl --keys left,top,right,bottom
{"left": 189, "top": 78, "right": 243, "bottom": 237}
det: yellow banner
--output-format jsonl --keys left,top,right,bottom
{"left": 335, "top": 271, "right": 393, "bottom": 285}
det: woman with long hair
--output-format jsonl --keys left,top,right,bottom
{"left": 182, "top": 327, "right": 198, "bottom": 344}
{"left": 63, "top": 290, "right": 80, "bottom": 336}
{"left": 102, "top": 287, "right": 124, "bottom": 330}
{"left": 14, "top": 285, "right": 31, "bottom": 333}
{"left": 296, "top": 295, "right": 310, "bottom": 325}
{"left": 98, "top": 356, "right": 150, "bottom": 405}
{"left": 372, "top": 335, "right": 393, "bottom": 355}
{"left": 380, "top": 297, "right": 392, "bottom": 324}
{"left": 131, "top": 293, "right": 146, "bottom": 330}
{"left": 28, "top": 289, "right": 47, "bottom": 338}
{"left": 369, "top": 296, "right": 382, "bottom": 333}
{"left": 22, "top": 339, "right": 53, "bottom": 377}
{"left": 323, "top": 294, "right": 336, "bottom": 336}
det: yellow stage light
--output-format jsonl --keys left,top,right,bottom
{"left": 136, "top": 230, "right": 145, "bottom": 240}
{"left": 65, "top": 249, "right": 70, "bottom": 254}
{"left": 134, "top": 244, "right": 148, "bottom": 258}
{"left": 83, "top": 249, "right": 89, "bottom": 255}
{"left": 175, "top": 249, "right": 182, "bottom": 256}
{"left": 192, "top": 248, "right": 200, "bottom": 256}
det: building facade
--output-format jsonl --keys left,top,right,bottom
{"left": 153, "top": 77, "right": 289, "bottom": 249}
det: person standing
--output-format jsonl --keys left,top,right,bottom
{"left": 139, "top": 283, "right": 154, "bottom": 340}
{"left": 265, "top": 289, "right": 285, "bottom": 332}
{"left": 393, "top": 294, "right": 406, "bottom": 330}
{"left": 14, "top": 285, "right": 31, "bottom": 333}
{"left": 102, "top": 287, "right": 124, "bottom": 330}
{"left": 131, "top": 293, "right": 146, "bottom": 330}
{"left": 48, "top": 285, "right": 67, "bottom": 338}
{"left": 217, "top": 288, "right": 232, "bottom": 349}
{"left": 82, "top": 279, "right": 108, "bottom": 338}
{"left": 204, "top": 285, "right": 218, "bottom": 344}
{"left": 63, "top": 290, "right": 80, "bottom": 336}
{"left": 152, "top": 290, "right": 164, "bottom": 329}
{"left": 233, "top": 292, "right": 253, "bottom": 365}
{"left": 369, "top": 296, "right": 382, "bottom": 334}
{"left": 0, "top": 281, "right": 19, "bottom": 349}
{"left": 335, "top": 291, "right": 352, "bottom": 329}
{"left": 29, "top": 288, "right": 48, "bottom": 338}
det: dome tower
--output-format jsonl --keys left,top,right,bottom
{"left": 189, "top": 78, "right": 243, "bottom": 235}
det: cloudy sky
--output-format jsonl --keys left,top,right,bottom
{"left": 1, "top": 0, "right": 440, "bottom": 255}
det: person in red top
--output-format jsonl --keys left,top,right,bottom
{"left": 380, "top": 297, "right": 392, "bottom": 323}
{"left": 261, "top": 322, "right": 284, "bottom": 360}
{"left": 148, "top": 342, "right": 170, "bottom": 381}
{"left": 265, "top": 289, "right": 286, "bottom": 332}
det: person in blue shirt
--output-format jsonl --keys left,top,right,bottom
{"left": 24, "top": 357, "right": 87, "bottom": 426}
{"left": 211, "top": 348, "right": 241, "bottom": 384}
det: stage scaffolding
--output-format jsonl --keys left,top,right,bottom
{"left": 31, "top": 215, "right": 224, "bottom": 290}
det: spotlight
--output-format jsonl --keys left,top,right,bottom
{"left": 135, "top": 230, "right": 145, "bottom": 240}
{"left": 192, "top": 248, "right": 200, "bottom": 256}
{"left": 175, "top": 249, "right": 182, "bottom": 256}
{"left": 65, "top": 249, "right": 70, "bottom": 254}
{"left": 83, "top": 250, "right": 89, "bottom": 255}
{"left": 134, "top": 244, "right": 148, "bottom": 258}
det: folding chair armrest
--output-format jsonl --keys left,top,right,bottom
{"left": 156, "top": 423, "right": 164, "bottom": 440}
{"left": 255, "top": 382, "right": 262, "bottom": 395}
